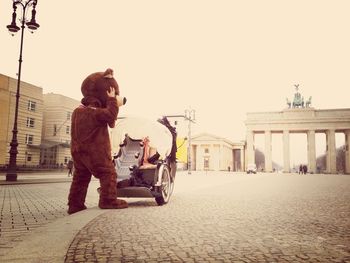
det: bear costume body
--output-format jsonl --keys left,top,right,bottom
{"left": 67, "top": 68, "right": 128, "bottom": 214}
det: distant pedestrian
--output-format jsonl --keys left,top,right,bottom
{"left": 299, "top": 164, "right": 303, "bottom": 174}
{"left": 67, "top": 160, "right": 73, "bottom": 177}
{"left": 317, "top": 166, "right": 320, "bottom": 174}
{"left": 303, "top": 165, "right": 308, "bottom": 174}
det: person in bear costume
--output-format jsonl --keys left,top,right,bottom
{"left": 67, "top": 68, "right": 127, "bottom": 214}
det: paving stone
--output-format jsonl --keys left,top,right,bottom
{"left": 0, "top": 180, "right": 99, "bottom": 257}
{"left": 58, "top": 173, "right": 350, "bottom": 262}
{"left": 1, "top": 172, "right": 350, "bottom": 262}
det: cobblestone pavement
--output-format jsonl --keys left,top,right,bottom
{"left": 64, "top": 173, "right": 350, "bottom": 263}
{"left": 0, "top": 176, "right": 99, "bottom": 257}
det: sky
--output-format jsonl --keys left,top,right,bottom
{"left": 1, "top": 0, "right": 349, "bottom": 165}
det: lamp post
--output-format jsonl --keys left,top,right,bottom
{"left": 184, "top": 108, "right": 196, "bottom": 175}
{"left": 6, "top": 0, "right": 40, "bottom": 181}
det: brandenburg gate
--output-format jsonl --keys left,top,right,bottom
{"left": 245, "top": 87, "right": 350, "bottom": 174}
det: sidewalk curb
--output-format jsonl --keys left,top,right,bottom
{"left": 1, "top": 208, "right": 107, "bottom": 263}
{"left": 0, "top": 177, "right": 99, "bottom": 185}
{"left": 0, "top": 178, "right": 72, "bottom": 185}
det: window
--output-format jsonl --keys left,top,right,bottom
{"left": 67, "top": 112, "right": 71, "bottom": 121}
{"left": 25, "top": 134, "right": 34, "bottom": 145}
{"left": 205, "top": 148, "right": 209, "bottom": 154}
{"left": 28, "top": 100, "right": 36, "bottom": 111}
{"left": 26, "top": 117, "right": 35, "bottom": 128}
{"left": 66, "top": 126, "right": 70, "bottom": 134}
{"left": 53, "top": 124, "right": 57, "bottom": 136}
{"left": 27, "top": 154, "right": 32, "bottom": 162}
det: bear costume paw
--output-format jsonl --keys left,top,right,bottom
{"left": 67, "top": 204, "right": 87, "bottom": 215}
{"left": 98, "top": 198, "right": 128, "bottom": 209}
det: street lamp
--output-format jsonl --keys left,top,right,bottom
{"left": 184, "top": 108, "right": 196, "bottom": 175}
{"left": 6, "top": 0, "right": 40, "bottom": 181}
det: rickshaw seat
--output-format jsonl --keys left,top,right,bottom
{"left": 139, "top": 163, "right": 157, "bottom": 170}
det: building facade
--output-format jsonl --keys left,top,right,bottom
{"left": 41, "top": 93, "right": 80, "bottom": 166}
{"left": 0, "top": 74, "right": 43, "bottom": 167}
{"left": 0, "top": 74, "right": 81, "bottom": 168}
{"left": 191, "top": 133, "right": 245, "bottom": 171}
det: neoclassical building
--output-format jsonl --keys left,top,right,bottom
{"left": 245, "top": 108, "right": 350, "bottom": 174}
{"left": 245, "top": 87, "right": 350, "bottom": 174}
{"left": 190, "top": 133, "right": 245, "bottom": 171}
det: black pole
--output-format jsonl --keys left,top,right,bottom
{"left": 6, "top": 0, "right": 39, "bottom": 181}
{"left": 5, "top": 0, "right": 39, "bottom": 181}
{"left": 6, "top": 13, "right": 26, "bottom": 181}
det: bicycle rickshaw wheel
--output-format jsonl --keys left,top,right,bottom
{"left": 155, "top": 164, "right": 172, "bottom": 205}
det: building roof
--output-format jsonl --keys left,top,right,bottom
{"left": 191, "top": 133, "right": 245, "bottom": 147}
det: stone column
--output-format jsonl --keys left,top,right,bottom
{"left": 326, "top": 129, "right": 337, "bottom": 174}
{"left": 246, "top": 130, "right": 255, "bottom": 170}
{"left": 283, "top": 130, "right": 290, "bottom": 173}
{"left": 219, "top": 143, "right": 223, "bottom": 170}
{"left": 345, "top": 130, "right": 350, "bottom": 174}
{"left": 240, "top": 147, "right": 245, "bottom": 172}
{"left": 307, "top": 130, "right": 316, "bottom": 174}
{"left": 196, "top": 144, "right": 201, "bottom": 171}
{"left": 265, "top": 130, "right": 272, "bottom": 172}
{"left": 210, "top": 144, "right": 216, "bottom": 171}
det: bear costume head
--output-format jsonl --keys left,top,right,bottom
{"left": 81, "top": 68, "right": 126, "bottom": 108}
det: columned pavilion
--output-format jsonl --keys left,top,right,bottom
{"left": 245, "top": 87, "right": 350, "bottom": 173}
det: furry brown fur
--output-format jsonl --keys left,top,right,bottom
{"left": 68, "top": 68, "right": 127, "bottom": 214}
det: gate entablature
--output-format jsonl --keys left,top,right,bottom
{"left": 246, "top": 108, "right": 350, "bottom": 132}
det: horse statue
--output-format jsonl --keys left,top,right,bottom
{"left": 292, "top": 91, "right": 303, "bottom": 108}
{"left": 286, "top": 98, "right": 291, "bottom": 108}
{"left": 305, "top": 96, "right": 312, "bottom": 107}
{"left": 287, "top": 84, "right": 312, "bottom": 109}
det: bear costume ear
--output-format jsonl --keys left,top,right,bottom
{"left": 81, "top": 68, "right": 119, "bottom": 107}
{"left": 103, "top": 68, "right": 114, "bottom": 78}
{"left": 101, "top": 68, "right": 119, "bottom": 95}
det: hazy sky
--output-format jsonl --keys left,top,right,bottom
{"left": 1, "top": 0, "right": 349, "bottom": 164}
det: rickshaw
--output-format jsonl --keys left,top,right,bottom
{"left": 110, "top": 116, "right": 177, "bottom": 205}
